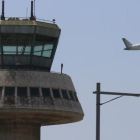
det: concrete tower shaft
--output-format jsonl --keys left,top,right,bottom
{"left": 0, "top": 124, "right": 40, "bottom": 140}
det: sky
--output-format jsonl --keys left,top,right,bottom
{"left": 3, "top": 0, "right": 140, "bottom": 140}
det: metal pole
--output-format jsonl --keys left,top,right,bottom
{"left": 34, "top": 0, "right": 35, "bottom": 16}
{"left": 96, "top": 83, "right": 100, "bottom": 140}
{"left": 61, "top": 63, "right": 63, "bottom": 74}
{"left": 30, "top": 1, "right": 34, "bottom": 20}
{"left": 1, "top": 0, "right": 5, "bottom": 20}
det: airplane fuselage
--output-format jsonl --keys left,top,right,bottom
{"left": 124, "top": 44, "right": 140, "bottom": 50}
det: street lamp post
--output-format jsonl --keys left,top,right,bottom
{"left": 93, "top": 83, "right": 140, "bottom": 140}
{"left": 96, "top": 83, "right": 100, "bottom": 140}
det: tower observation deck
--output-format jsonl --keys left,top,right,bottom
{"left": 0, "top": 1, "right": 84, "bottom": 140}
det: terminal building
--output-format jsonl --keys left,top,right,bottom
{"left": 0, "top": 1, "right": 84, "bottom": 140}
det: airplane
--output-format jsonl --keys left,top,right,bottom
{"left": 122, "top": 38, "right": 140, "bottom": 50}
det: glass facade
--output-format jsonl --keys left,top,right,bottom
{"left": 18, "top": 46, "right": 31, "bottom": 55}
{"left": 3, "top": 46, "right": 32, "bottom": 55}
{"left": 3, "top": 46, "right": 16, "bottom": 54}
{"left": 33, "top": 34, "right": 54, "bottom": 58}
{"left": 33, "top": 42, "right": 53, "bottom": 57}
{"left": 2, "top": 34, "right": 53, "bottom": 57}
{"left": 2, "top": 34, "right": 33, "bottom": 55}
{"left": 0, "top": 34, "right": 56, "bottom": 71}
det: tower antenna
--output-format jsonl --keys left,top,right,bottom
{"left": 30, "top": 1, "right": 35, "bottom": 20}
{"left": 1, "top": 0, "right": 5, "bottom": 20}
{"left": 34, "top": 0, "right": 35, "bottom": 16}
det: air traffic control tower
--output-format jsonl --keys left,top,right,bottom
{"left": 0, "top": 1, "right": 84, "bottom": 140}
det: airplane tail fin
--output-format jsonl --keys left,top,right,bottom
{"left": 122, "top": 38, "right": 132, "bottom": 48}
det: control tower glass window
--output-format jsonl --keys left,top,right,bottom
{"left": 33, "top": 34, "right": 54, "bottom": 58}
{"left": 2, "top": 34, "right": 32, "bottom": 55}
{"left": 0, "top": 33, "right": 56, "bottom": 71}
{"left": 30, "top": 88, "right": 40, "bottom": 97}
{"left": 52, "top": 89, "right": 60, "bottom": 98}
{"left": 3, "top": 46, "right": 16, "bottom": 54}
{"left": 17, "top": 87, "right": 27, "bottom": 97}
{"left": 42, "top": 44, "right": 53, "bottom": 57}
{"left": 34, "top": 44, "right": 43, "bottom": 56}
{"left": 18, "top": 46, "right": 31, "bottom": 55}
{"left": 61, "top": 90, "right": 69, "bottom": 100}
{"left": 74, "top": 93, "right": 79, "bottom": 102}
{"left": 42, "top": 88, "right": 50, "bottom": 97}
{"left": 69, "top": 91, "right": 75, "bottom": 101}
{"left": 0, "top": 87, "right": 2, "bottom": 97}
{"left": 5, "top": 87, "right": 15, "bottom": 96}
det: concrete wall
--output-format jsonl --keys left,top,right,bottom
{"left": 0, "top": 70, "right": 84, "bottom": 126}
{"left": 0, "top": 70, "right": 76, "bottom": 91}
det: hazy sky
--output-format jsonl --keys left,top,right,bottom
{"left": 3, "top": 0, "right": 140, "bottom": 140}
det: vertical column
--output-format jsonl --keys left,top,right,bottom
{"left": 72, "top": 92, "right": 76, "bottom": 101}
{"left": 39, "top": 87, "right": 43, "bottom": 97}
{"left": 49, "top": 38, "right": 59, "bottom": 71}
{"left": 39, "top": 87, "right": 43, "bottom": 107}
{"left": 66, "top": 90, "right": 70, "bottom": 100}
{"left": 27, "top": 87, "right": 31, "bottom": 106}
{"left": 15, "top": 87, "right": 17, "bottom": 106}
{"left": 30, "top": 31, "right": 36, "bottom": 67}
{"left": 96, "top": 83, "right": 100, "bottom": 140}
{"left": 50, "top": 88, "right": 54, "bottom": 98}
{"left": 0, "top": 34, "right": 4, "bottom": 67}
{"left": 59, "top": 89, "right": 63, "bottom": 99}
{"left": 0, "top": 87, "right": 5, "bottom": 106}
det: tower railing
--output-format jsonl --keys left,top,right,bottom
{"left": 1, "top": 17, "right": 55, "bottom": 24}
{"left": 0, "top": 69, "right": 69, "bottom": 76}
